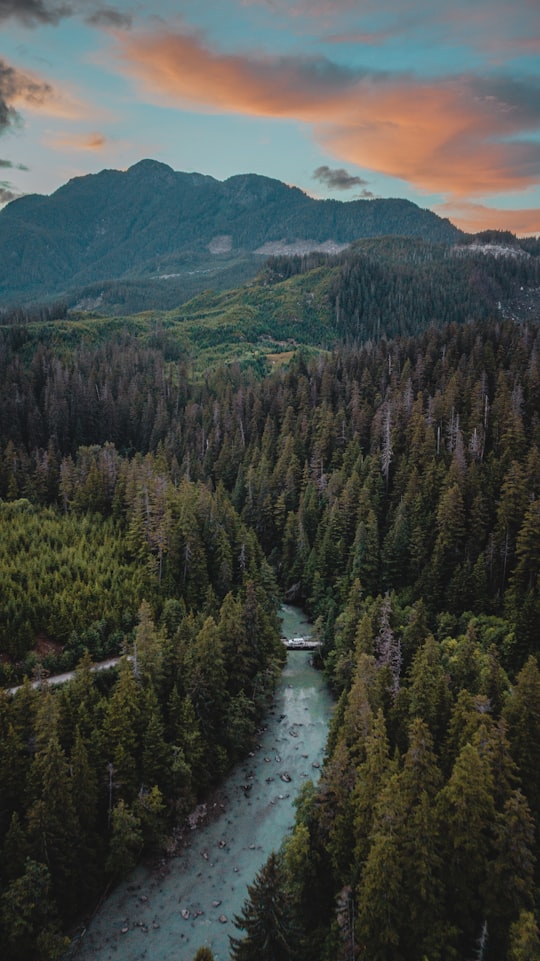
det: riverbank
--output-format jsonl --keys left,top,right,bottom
{"left": 72, "top": 609, "right": 333, "bottom": 961}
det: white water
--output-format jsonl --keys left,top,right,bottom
{"left": 73, "top": 605, "right": 333, "bottom": 961}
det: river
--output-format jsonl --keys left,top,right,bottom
{"left": 74, "top": 605, "right": 333, "bottom": 961}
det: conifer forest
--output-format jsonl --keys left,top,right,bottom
{"left": 0, "top": 242, "right": 540, "bottom": 961}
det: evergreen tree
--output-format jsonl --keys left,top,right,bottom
{"left": 503, "top": 656, "right": 540, "bottom": 827}
{"left": 133, "top": 599, "right": 164, "bottom": 690}
{"left": 407, "top": 635, "right": 452, "bottom": 749}
{"left": 355, "top": 771, "right": 406, "bottom": 961}
{"left": 487, "top": 790, "right": 536, "bottom": 960}
{"left": 1, "top": 813, "right": 30, "bottom": 886}
{"left": 102, "top": 657, "right": 142, "bottom": 801}
{"left": 186, "top": 616, "right": 228, "bottom": 741}
{"left": 140, "top": 686, "right": 170, "bottom": 791}
{"left": 135, "top": 784, "right": 166, "bottom": 850}
{"left": 70, "top": 727, "right": 99, "bottom": 833}
{"left": 26, "top": 733, "right": 81, "bottom": 914}
{"left": 106, "top": 799, "right": 142, "bottom": 879}
{"left": 0, "top": 858, "right": 67, "bottom": 961}
{"left": 436, "top": 742, "right": 496, "bottom": 956}
{"left": 352, "top": 708, "right": 394, "bottom": 868}
{"left": 218, "top": 592, "right": 257, "bottom": 696}
{"left": 230, "top": 852, "right": 298, "bottom": 961}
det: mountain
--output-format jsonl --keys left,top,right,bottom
{"left": 0, "top": 159, "right": 462, "bottom": 310}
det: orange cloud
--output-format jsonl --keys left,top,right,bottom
{"left": 435, "top": 201, "right": 540, "bottom": 235}
{"left": 318, "top": 82, "right": 540, "bottom": 198}
{"left": 115, "top": 30, "right": 540, "bottom": 206}
{"left": 116, "top": 32, "right": 352, "bottom": 120}
{"left": 44, "top": 131, "right": 108, "bottom": 151}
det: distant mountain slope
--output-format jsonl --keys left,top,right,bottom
{"left": 2, "top": 236, "right": 538, "bottom": 377}
{"left": 0, "top": 159, "right": 462, "bottom": 308}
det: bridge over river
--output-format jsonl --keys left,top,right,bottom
{"left": 282, "top": 635, "right": 319, "bottom": 650}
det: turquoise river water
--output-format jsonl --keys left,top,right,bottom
{"left": 73, "top": 605, "right": 333, "bottom": 961}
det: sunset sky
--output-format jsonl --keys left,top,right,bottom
{"left": 1, "top": 0, "right": 539, "bottom": 234}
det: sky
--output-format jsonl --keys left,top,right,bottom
{"left": 0, "top": 0, "right": 539, "bottom": 234}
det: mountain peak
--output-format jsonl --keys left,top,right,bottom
{"left": 127, "top": 160, "right": 217, "bottom": 188}
{"left": 126, "top": 159, "right": 177, "bottom": 184}
{"left": 128, "top": 158, "right": 174, "bottom": 174}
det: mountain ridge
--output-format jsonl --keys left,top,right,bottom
{"left": 0, "top": 160, "right": 462, "bottom": 310}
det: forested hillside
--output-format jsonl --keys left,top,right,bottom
{"left": 0, "top": 160, "right": 461, "bottom": 312}
{"left": 0, "top": 283, "right": 539, "bottom": 958}
{"left": 0, "top": 476, "right": 285, "bottom": 958}
{"left": 1, "top": 234, "right": 539, "bottom": 374}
